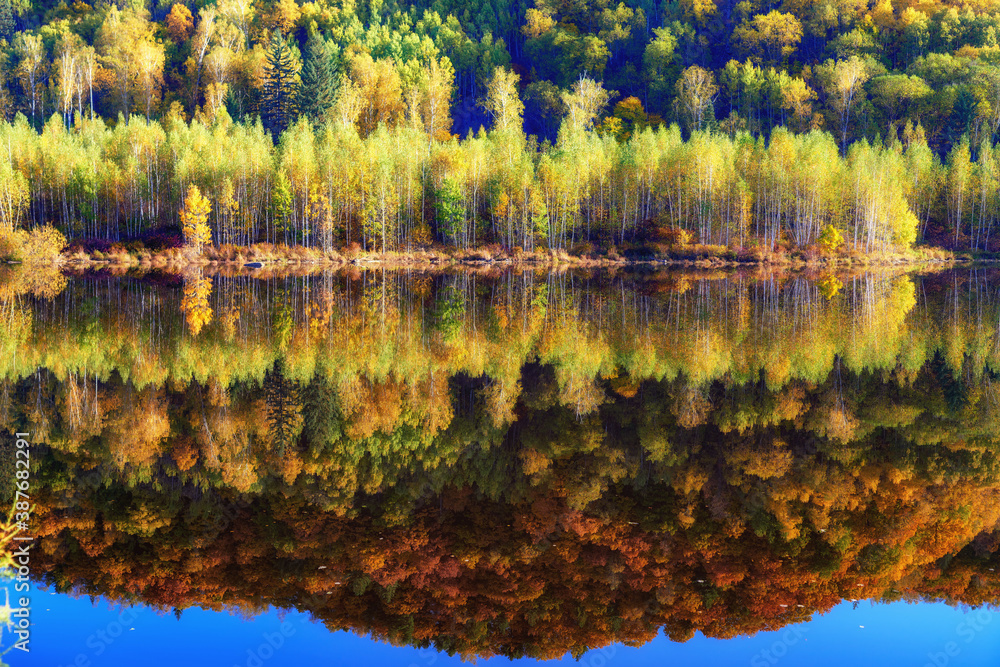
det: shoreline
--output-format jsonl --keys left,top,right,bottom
{"left": 42, "top": 243, "right": 971, "bottom": 272}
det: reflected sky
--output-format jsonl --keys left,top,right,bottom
{"left": 25, "top": 585, "right": 1000, "bottom": 667}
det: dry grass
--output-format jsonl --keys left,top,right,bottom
{"left": 58, "top": 238, "right": 967, "bottom": 271}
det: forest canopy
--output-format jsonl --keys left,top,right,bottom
{"left": 1, "top": 0, "right": 1000, "bottom": 251}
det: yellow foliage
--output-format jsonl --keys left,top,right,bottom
{"left": 818, "top": 274, "right": 844, "bottom": 300}
{"left": 680, "top": 0, "right": 717, "bottom": 22}
{"left": 165, "top": 4, "right": 193, "bottom": 42}
{"left": 180, "top": 184, "right": 213, "bottom": 252}
{"left": 182, "top": 276, "right": 214, "bottom": 335}
{"left": 1, "top": 225, "right": 66, "bottom": 264}
{"left": 818, "top": 224, "right": 844, "bottom": 253}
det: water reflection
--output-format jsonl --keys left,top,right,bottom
{"left": 2, "top": 266, "right": 1000, "bottom": 660}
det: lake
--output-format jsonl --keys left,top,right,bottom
{"left": 2, "top": 265, "right": 999, "bottom": 666}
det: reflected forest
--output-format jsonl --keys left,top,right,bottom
{"left": 3, "top": 266, "right": 1000, "bottom": 659}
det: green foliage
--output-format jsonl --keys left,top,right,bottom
{"left": 297, "top": 30, "right": 339, "bottom": 124}
{"left": 856, "top": 544, "right": 900, "bottom": 575}
{"left": 0, "top": 0, "right": 13, "bottom": 41}
{"left": 433, "top": 283, "right": 466, "bottom": 344}
{"left": 270, "top": 169, "right": 293, "bottom": 242}
{"left": 263, "top": 361, "right": 302, "bottom": 455}
{"left": 262, "top": 31, "right": 299, "bottom": 140}
{"left": 434, "top": 178, "right": 465, "bottom": 245}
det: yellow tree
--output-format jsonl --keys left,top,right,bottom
{"left": 165, "top": 4, "right": 194, "bottom": 43}
{"left": 332, "top": 75, "right": 366, "bottom": 131}
{"left": 734, "top": 11, "right": 803, "bottom": 65}
{"left": 0, "top": 160, "right": 28, "bottom": 235}
{"left": 180, "top": 184, "right": 212, "bottom": 252}
{"left": 96, "top": 7, "right": 163, "bottom": 120}
{"left": 135, "top": 38, "right": 166, "bottom": 121}
{"left": 181, "top": 274, "right": 214, "bottom": 335}
{"left": 408, "top": 57, "right": 455, "bottom": 142}
{"left": 350, "top": 53, "right": 405, "bottom": 136}
{"left": 53, "top": 34, "right": 84, "bottom": 128}
{"left": 561, "top": 76, "right": 611, "bottom": 135}
{"left": 779, "top": 77, "right": 817, "bottom": 132}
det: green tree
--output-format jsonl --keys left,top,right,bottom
{"left": 946, "top": 87, "right": 976, "bottom": 147}
{"left": 271, "top": 169, "right": 293, "bottom": 244}
{"left": 262, "top": 30, "right": 299, "bottom": 140}
{"left": 435, "top": 178, "right": 464, "bottom": 245}
{"left": 263, "top": 361, "right": 301, "bottom": 456}
{"left": 869, "top": 75, "right": 931, "bottom": 135}
{"left": 297, "top": 30, "right": 338, "bottom": 124}
{"left": 0, "top": 0, "right": 13, "bottom": 41}
{"left": 643, "top": 26, "right": 681, "bottom": 115}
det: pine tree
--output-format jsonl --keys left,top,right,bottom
{"left": 0, "top": 0, "right": 13, "bottom": 41}
{"left": 297, "top": 30, "right": 338, "bottom": 123}
{"left": 263, "top": 360, "right": 301, "bottom": 455}
{"left": 946, "top": 88, "right": 976, "bottom": 148}
{"left": 261, "top": 30, "right": 299, "bottom": 141}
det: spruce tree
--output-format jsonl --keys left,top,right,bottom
{"left": 263, "top": 360, "right": 301, "bottom": 456}
{"left": 261, "top": 30, "right": 298, "bottom": 140}
{"left": 297, "top": 30, "right": 338, "bottom": 123}
{"left": 0, "top": 0, "right": 13, "bottom": 41}
{"left": 946, "top": 88, "right": 976, "bottom": 148}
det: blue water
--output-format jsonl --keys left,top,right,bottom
{"left": 16, "top": 585, "right": 1000, "bottom": 667}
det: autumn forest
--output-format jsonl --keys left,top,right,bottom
{"left": 3, "top": 0, "right": 1000, "bottom": 255}
{"left": 4, "top": 0, "right": 1000, "bottom": 662}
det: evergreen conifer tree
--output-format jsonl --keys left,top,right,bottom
{"left": 946, "top": 88, "right": 976, "bottom": 148}
{"left": 261, "top": 30, "right": 299, "bottom": 140}
{"left": 263, "top": 360, "right": 301, "bottom": 455}
{"left": 0, "top": 0, "right": 14, "bottom": 41}
{"left": 297, "top": 30, "right": 338, "bottom": 123}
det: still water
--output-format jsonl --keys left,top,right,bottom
{"left": 2, "top": 265, "right": 999, "bottom": 666}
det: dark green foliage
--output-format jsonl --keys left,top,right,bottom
{"left": 857, "top": 544, "right": 901, "bottom": 575}
{"left": 297, "top": 30, "right": 338, "bottom": 123}
{"left": 262, "top": 30, "right": 299, "bottom": 140}
{"left": 433, "top": 284, "right": 466, "bottom": 343}
{"left": 301, "top": 375, "right": 342, "bottom": 455}
{"left": 0, "top": 0, "right": 14, "bottom": 41}
{"left": 263, "top": 361, "right": 301, "bottom": 455}
{"left": 946, "top": 87, "right": 977, "bottom": 147}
